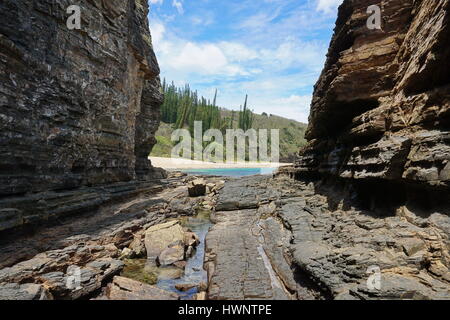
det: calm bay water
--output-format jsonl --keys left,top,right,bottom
{"left": 181, "top": 167, "right": 276, "bottom": 177}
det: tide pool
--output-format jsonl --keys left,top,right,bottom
{"left": 181, "top": 167, "right": 276, "bottom": 177}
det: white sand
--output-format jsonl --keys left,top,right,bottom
{"left": 149, "top": 157, "right": 292, "bottom": 170}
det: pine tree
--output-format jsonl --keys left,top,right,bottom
{"left": 237, "top": 94, "right": 253, "bottom": 131}
{"left": 160, "top": 81, "right": 226, "bottom": 134}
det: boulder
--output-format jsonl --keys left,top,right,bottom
{"left": 198, "top": 282, "right": 208, "bottom": 292}
{"left": 175, "top": 283, "right": 197, "bottom": 292}
{"left": 169, "top": 197, "right": 197, "bottom": 215}
{"left": 104, "top": 244, "right": 120, "bottom": 258}
{"left": 206, "top": 183, "right": 216, "bottom": 194}
{"left": 119, "top": 248, "right": 134, "bottom": 260}
{"left": 186, "top": 246, "right": 195, "bottom": 258}
{"left": 398, "top": 238, "right": 426, "bottom": 257}
{"left": 184, "top": 232, "right": 200, "bottom": 247}
{"left": 196, "top": 292, "right": 207, "bottom": 300}
{"left": 144, "top": 221, "right": 185, "bottom": 262}
{"left": 157, "top": 242, "right": 185, "bottom": 266}
{"left": 173, "top": 261, "right": 187, "bottom": 269}
{"left": 107, "top": 276, "right": 179, "bottom": 300}
{"left": 157, "top": 267, "right": 184, "bottom": 280}
{"left": 0, "top": 283, "right": 52, "bottom": 300}
{"left": 129, "top": 232, "right": 146, "bottom": 258}
{"left": 188, "top": 179, "right": 207, "bottom": 197}
{"left": 38, "top": 262, "right": 122, "bottom": 300}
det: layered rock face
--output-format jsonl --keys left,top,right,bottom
{"left": 297, "top": 0, "right": 450, "bottom": 198}
{"left": 0, "top": 0, "right": 164, "bottom": 230}
{"left": 208, "top": 175, "right": 450, "bottom": 300}
{"left": 279, "top": 0, "right": 450, "bottom": 300}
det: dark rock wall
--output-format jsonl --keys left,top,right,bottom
{"left": 297, "top": 0, "right": 450, "bottom": 196}
{"left": 0, "top": 0, "right": 163, "bottom": 230}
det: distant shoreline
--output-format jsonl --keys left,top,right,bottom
{"left": 149, "top": 156, "right": 292, "bottom": 170}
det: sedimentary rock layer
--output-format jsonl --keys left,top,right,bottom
{"left": 297, "top": 0, "right": 450, "bottom": 192}
{"left": 0, "top": 0, "right": 164, "bottom": 230}
{"left": 207, "top": 175, "right": 450, "bottom": 300}
{"left": 0, "top": 174, "right": 220, "bottom": 300}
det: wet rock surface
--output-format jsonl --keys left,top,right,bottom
{"left": 206, "top": 175, "right": 450, "bottom": 300}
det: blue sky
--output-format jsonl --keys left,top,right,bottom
{"left": 148, "top": 0, "right": 343, "bottom": 123}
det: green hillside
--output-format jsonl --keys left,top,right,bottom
{"left": 151, "top": 114, "right": 307, "bottom": 162}
{"left": 151, "top": 80, "right": 308, "bottom": 162}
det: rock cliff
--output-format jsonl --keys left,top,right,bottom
{"left": 0, "top": 0, "right": 164, "bottom": 231}
{"left": 276, "top": 0, "right": 450, "bottom": 300}
{"left": 296, "top": 0, "right": 450, "bottom": 204}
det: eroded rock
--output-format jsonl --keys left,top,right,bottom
{"left": 0, "top": 283, "right": 52, "bottom": 300}
{"left": 188, "top": 179, "right": 207, "bottom": 197}
{"left": 209, "top": 175, "right": 450, "bottom": 300}
{"left": 107, "top": 276, "right": 179, "bottom": 300}
{"left": 295, "top": 0, "right": 450, "bottom": 192}
{"left": 158, "top": 242, "right": 185, "bottom": 266}
{"left": 144, "top": 221, "right": 185, "bottom": 262}
{"left": 0, "top": 0, "right": 164, "bottom": 231}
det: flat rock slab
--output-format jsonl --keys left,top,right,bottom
{"left": 0, "top": 283, "right": 52, "bottom": 300}
{"left": 209, "top": 175, "right": 450, "bottom": 300}
{"left": 215, "top": 176, "right": 278, "bottom": 211}
{"left": 205, "top": 208, "right": 291, "bottom": 300}
{"left": 107, "top": 276, "right": 179, "bottom": 300}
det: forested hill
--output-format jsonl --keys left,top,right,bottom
{"left": 152, "top": 80, "right": 308, "bottom": 162}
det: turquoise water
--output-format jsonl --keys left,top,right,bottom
{"left": 182, "top": 167, "right": 276, "bottom": 177}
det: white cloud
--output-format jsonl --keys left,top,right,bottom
{"left": 150, "top": 20, "right": 262, "bottom": 78}
{"left": 191, "top": 14, "right": 215, "bottom": 26}
{"left": 221, "top": 93, "right": 312, "bottom": 123}
{"left": 149, "top": 0, "right": 163, "bottom": 4}
{"left": 257, "top": 95, "right": 312, "bottom": 123}
{"left": 171, "top": 42, "right": 242, "bottom": 76}
{"left": 150, "top": 21, "right": 165, "bottom": 45}
{"left": 259, "top": 39, "right": 327, "bottom": 72}
{"left": 147, "top": 1, "right": 338, "bottom": 122}
{"left": 218, "top": 42, "right": 258, "bottom": 62}
{"left": 238, "top": 9, "right": 281, "bottom": 30}
{"left": 172, "top": 0, "right": 184, "bottom": 14}
{"left": 150, "top": 28, "right": 252, "bottom": 78}
{"left": 316, "top": 0, "right": 343, "bottom": 14}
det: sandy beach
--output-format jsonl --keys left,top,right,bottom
{"left": 149, "top": 157, "right": 292, "bottom": 170}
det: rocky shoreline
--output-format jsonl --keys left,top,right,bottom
{"left": 0, "top": 173, "right": 222, "bottom": 300}
{"left": 1, "top": 171, "right": 448, "bottom": 300}
{"left": 1, "top": 0, "right": 448, "bottom": 301}
{"left": 205, "top": 173, "right": 450, "bottom": 300}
